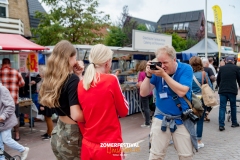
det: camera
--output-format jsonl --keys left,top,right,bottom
{"left": 181, "top": 109, "right": 199, "bottom": 123}
{"left": 149, "top": 62, "right": 162, "bottom": 70}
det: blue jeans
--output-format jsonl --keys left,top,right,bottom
{"left": 219, "top": 93, "right": 238, "bottom": 127}
{"left": 0, "top": 129, "right": 25, "bottom": 160}
{"left": 196, "top": 99, "right": 207, "bottom": 140}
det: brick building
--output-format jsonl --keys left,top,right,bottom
{"left": 0, "top": 0, "right": 45, "bottom": 37}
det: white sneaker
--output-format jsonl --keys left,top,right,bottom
{"left": 141, "top": 124, "right": 150, "bottom": 128}
{"left": 21, "top": 147, "right": 29, "bottom": 160}
{"left": 198, "top": 142, "right": 204, "bottom": 149}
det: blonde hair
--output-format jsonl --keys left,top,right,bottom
{"left": 155, "top": 45, "right": 176, "bottom": 59}
{"left": 39, "top": 65, "right": 46, "bottom": 76}
{"left": 137, "top": 60, "right": 147, "bottom": 72}
{"left": 39, "top": 40, "right": 76, "bottom": 107}
{"left": 83, "top": 44, "right": 113, "bottom": 90}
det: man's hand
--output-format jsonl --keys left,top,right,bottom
{"left": 29, "top": 80, "right": 36, "bottom": 86}
{"left": 147, "top": 61, "right": 167, "bottom": 78}
{"left": 145, "top": 61, "right": 153, "bottom": 77}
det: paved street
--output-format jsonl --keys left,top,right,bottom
{"left": 4, "top": 99, "right": 240, "bottom": 160}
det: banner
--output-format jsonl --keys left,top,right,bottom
{"left": 212, "top": 5, "right": 222, "bottom": 59}
{"left": 19, "top": 52, "right": 38, "bottom": 73}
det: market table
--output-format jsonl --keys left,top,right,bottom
{"left": 19, "top": 98, "right": 38, "bottom": 118}
{"left": 122, "top": 84, "right": 144, "bottom": 117}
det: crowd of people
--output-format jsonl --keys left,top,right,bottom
{"left": 0, "top": 40, "right": 239, "bottom": 160}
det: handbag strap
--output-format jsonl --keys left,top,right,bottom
{"left": 193, "top": 75, "right": 201, "bottom": 88}
{"left": 202, "top": 71, "right": 209, "bottom": 85}
{"left": 58, "top": 107, "right": 77, "bottom": 123}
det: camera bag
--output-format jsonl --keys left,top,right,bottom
{"left": 169, "top": 87, "right": 203, "bottom": 119}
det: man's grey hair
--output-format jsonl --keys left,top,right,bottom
{"left": 201, "top": 57, "right": 209, "bottom": 66}
{"left": 155, "top": 45, "right": 176, "bottom": 59}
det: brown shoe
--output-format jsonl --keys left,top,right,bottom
{"left": 204, "top": 117, "right": 210, "bottom": 122}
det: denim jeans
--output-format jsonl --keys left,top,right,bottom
{"left": 141, "top": 95, "right": 152, "bottom": 125}
{"left": 196, "top": 99, "right": 207, "bottom": 140}
{"left": 219, "top": 93, "right": 238, "bottom": 127}
{"left": 0, "top": 129, "right": 25, "bottom": 160}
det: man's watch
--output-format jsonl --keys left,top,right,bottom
{"left": 145, "top": 72, "right": 152, "bottom": 78}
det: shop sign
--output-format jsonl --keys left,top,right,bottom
{"left": 132, "top": 30, "right": 172, "bottom": 51}
{"left": 19, "top": 52, "right": 38, "bottom": 73}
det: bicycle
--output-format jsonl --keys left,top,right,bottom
{"left": 0, "top": 148, "right": 21, "bottom": 160}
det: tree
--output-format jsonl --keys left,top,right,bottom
{"left": 136, "top": 24, "right": 148, "bottom": 31}
{"left": 104, "top": 26, "right": 127, "bottom": 47}
{"left": 117, "top": 5, "right": 129, "bottom": 28}
{"left": 31, "top": 0, "right": 110, "bottom": 45}
{"left": 186, "top": 38, "right": 198, "bottom": 50}
{"left": 171, "top": 33, "right": 187, "bottom": 52}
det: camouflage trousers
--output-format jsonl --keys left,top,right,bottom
{"left": 51, "top": 119, "right": 82, "bottom": 160}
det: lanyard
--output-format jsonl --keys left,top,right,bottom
{"left": 161, "top": 62, "right": 178, "bottom": 91}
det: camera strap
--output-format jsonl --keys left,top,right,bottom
{"left": 168, "top": 87, "right": 182, "bottom": 111}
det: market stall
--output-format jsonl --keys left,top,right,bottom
{"left": 0, "top": 33, "right": 48, "bottom": 130}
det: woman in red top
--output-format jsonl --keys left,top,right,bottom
{"left": 78, "top": 44, "right": 129, "bottom": 160}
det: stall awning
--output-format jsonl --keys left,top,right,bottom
{"left": 0, "top": 33, "right": 48, "bottom": 51}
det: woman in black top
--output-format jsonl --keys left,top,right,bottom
{"left": 39, "top": 40, "right": 84, "bottom": 159}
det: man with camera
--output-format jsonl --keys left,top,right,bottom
{"left": 140, "top": 45, "right": 194, "bottom": 159}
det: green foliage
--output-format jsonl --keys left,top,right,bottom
{"left": 31, "top": 0, "right": 110, "bottom": 46}
{"left": 171, "top": 33, "right": 187, "bottom": 52}
{"left": 186, "top": 38, "right": 198, "bottom": 50}
{"left": 104, "top": 26, "right": 127, "bottom": 47}
{"left": 136, "top": 24, "right": 147, "bottom": 31}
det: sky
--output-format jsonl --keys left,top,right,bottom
{"left": 41, "top": 0, "right": 240, "bottom": 36}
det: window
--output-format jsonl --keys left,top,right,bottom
{"left": 173, "top": 24, "right": 178, "bottom": 30}
{"left": 0, "top": 6, "right": 6, "bottom": 17}
{"left": 0, "top": 0, "right": 8, "bottom": 18}
{"left": 184, "top": 22, "right": 189, "bottom": 30}
{"left": 178, "top": 23, "right": 183, "bottom": 30}
{"left": 207, "top": 22, "right": 213, "bottom": 33}
{"left": 0, "top": 0, "right": 8, "bottom": 4}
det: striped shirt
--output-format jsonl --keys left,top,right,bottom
{"left": 0, "top": 66, "right": 25, "bottom": 104}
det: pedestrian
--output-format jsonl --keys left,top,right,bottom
{"left": 201, "top": 57, "right": 215, "bottom": 122}
{"left": 208, "top": 57, "right": 217, "bottom": 75}
{"left": 21, "top": 72, "right": 41, "bottom": 127}
{"left": 37, "top": 66, "right": 55, "bottom": 140}
{"left": 77, "top": 44, "right": 129, "bottom": 159}
{"left": 0, "top": 83, "right": 29, "bottom": 160}
{"left": 189, "top": 56, "right": 213, "bottom": 149}
{"left": 0, "top": 58, "right": 25, "bottom": 141}
{"left": 136, "top": 60, "right": 153, "bottom": 128}
{"left": 140, "top": 45, "right": 194, "bottom": 159}
{"left": 39, "top": 40, "right": 84, "bottom": 159}
{"left": 217, "top": 56, "right": 240, "bottom": 131}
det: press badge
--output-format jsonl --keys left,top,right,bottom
{"left": 159, "top": 92, "right": 168, "bottom": 99}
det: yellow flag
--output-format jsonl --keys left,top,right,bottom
{"left": 212, "top": 5, "right": 222, "bottom": 60}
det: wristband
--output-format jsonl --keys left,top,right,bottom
{"left": 145, "top": 72, "right": 152, "bottom": 79}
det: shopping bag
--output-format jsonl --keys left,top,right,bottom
{"left": 201, "top": 84, "right": 218, "bottom": 106}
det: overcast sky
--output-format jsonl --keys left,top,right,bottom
{"left": 41, "top": 0, "right": 240, "bottom": 35}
